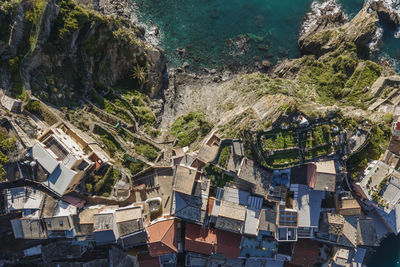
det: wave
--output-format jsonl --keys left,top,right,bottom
{"left": 300, "top": 0, "right": 344, "bottom": 36}
{"left": 369, "top": 26, "right": 384, "bottom": 51}
{"left": 131, "top": 3, "right": 161, "bottom": 47}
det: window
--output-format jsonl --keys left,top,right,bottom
{"left": 47, "top": 221, "right": 52, "bottom": 228}
{"left": 59, "top": 220, "right": 63, "bottom": 226}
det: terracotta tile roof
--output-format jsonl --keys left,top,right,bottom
{"left": 147, "top": 219, "right": 178, "bottom": 257}
{"left": 185, "top": 223, "right": 217, "bottom": 255}
{"left": 207, "top": 197, "right": 215, "bottom": 216}
{"left": 215, "top": 229, "right": 242, "bottom": 259}
{"left": 290, "top": 239, "right": 319, "bottom": 267}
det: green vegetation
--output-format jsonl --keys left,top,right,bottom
{"left": 25, "top": 0, "right": 47, "bottom": 48}
{"left": 0, "top": 128, "right": 16, "bottom": 181}
{"left": 264, "top": 149, "right": 300, "bottom": 168}
{"left": 117, "top": 128, "right": 159, "bottom": 161}
{"left": 25, "top": 100, "right": 40, "bottom": 113}
{"left": 135, "top": 143, "right": 158, "bottom": 161}
{"left": 311, "top": 125, "right": 333, "bottom": 146}
{"left": 1, "top": 0, "right": 20, "bottom": 17}
{"left": 85, "top": 166, "right": 121, "bottom": 197}
{"left": 94, "top": 125, "right": 122, "bottom": 156}
{"left": 383, "top": 113, "right": 394, "bottom": 125}
{"left": 25, "top": 100, "right": 58, "bottom": 125}
{"left": 104, "top": 99, "right": 135, "bottom": 124}
{"left": 261, "top": 130, "right": 297, "bottom": 150}
{"left": 299, "top": 47, "right": 382, "bottom": 107}
{"left": 53, "top": 0, "right": 89, "bottom": 39}
{"left": 89, "top": 88, "right": 155, "bottom": 127}
{"left": 238, "top": 72, "right": 304, "bottom": 98}
{"left": 303, "top": 144, "right": 333, "bottom": 160}
{"left": 122, "top": 154, "right": 148, "bottom": 175}
{"left": 7, "top": 56, "right": 27, "bottom": 100}
{"left": 347, "top": 122, "right": 391, "bottom": 180}
{"left": 204, "top": 164, "right": 233, "bottom": 188}
{"left": 217, "top": 144, "right": 231, "bottom": 169}
{"left": 131, "top": 64, "right": 148, "bottom": 87}
{"left": 134, "top": 106, "right": 155, "bottom": 125}
{"left": 257, "top": 119, "right": 339, "bottom": 168}
{"left": 171, "top": 111, "right": 213, "bottom": 147}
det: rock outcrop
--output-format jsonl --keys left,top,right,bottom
{"left": 368, "top": 0, "right": 400, "bottom": 26}
{"left": 299, "top": 2, "right": 378, "bottom": 57}
{"left": 0, "top": 0, "right": 166, "bottom": 105}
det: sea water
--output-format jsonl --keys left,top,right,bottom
{"left": 132, "top": 0, "right": 399, "bottom": 71}
{"left": 367, "top": 233, "right": 400, "bottom": 267}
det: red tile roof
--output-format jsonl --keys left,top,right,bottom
{"left": 185, "top": 223, "right": 217, "bottom": 255}
{"left": 207, "top": 197, "right": 215, "bottom": 216}
{"left": 215, "top": 229, "right": 242, "bottom": 259}
{"left": 147, "top": 219, "right": 178, "bottom": 257}
{"left": 290, "top": 239, "right": 319, "bottom": 267}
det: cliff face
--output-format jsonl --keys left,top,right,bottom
{"left": 0, "top": 0, "right": 166, "bottom": 105}
{"left": 299, "top": 5, "right": 378, "bottom": 57}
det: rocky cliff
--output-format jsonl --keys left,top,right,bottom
{"left": 0, "top": 0, "right": 166, "bottom": 105}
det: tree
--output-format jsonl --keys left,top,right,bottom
{"left": 131, "top": 64, "right": 148, "bottom": 88}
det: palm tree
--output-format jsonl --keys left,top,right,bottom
{"left": 131, "top": 64, "right": 148, "bottom": 87}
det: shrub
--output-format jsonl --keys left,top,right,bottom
{"left": 26, "top": 100, "right": 41, "bottom": 113}
{"left": 218, "top": 145, "right": 231, "bottom": 169}
{"left": 134, "top": 106, "right": 155, "bottom": 125}
{"left": 171, "top": 111, "right": 213, "bottom": 147}
{"left": 85, "top": 183, "right": 92, "bottom": 193}
{"left": 1, "top": 0, "right": 20, "bottom": 17}
{"left": 0, "top": 129, "right": 16, "bottom": 153}
{"left": 135, "top": 144, "right": 158, "bottom": 161}
{"left": 122, "top": 154, "right": 148, "bottom": 175}
{"left": 347, "top": 122, "right": 391, "bottom": 180}
{"left": 55, "top": 0, "right": 89, "bottom": 39}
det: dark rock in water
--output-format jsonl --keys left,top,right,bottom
{"left": 264, "top": 53, "right": 273, "bottom": 59}
{"left": 201, "top": 67, "right": 210, "bottom": 73}
{"left": 368, "top": 0, "right": 400, "bottom": 26}
{"left": 176, "top": 48, "right": 186, "bottom": 57}
{"left": 255, "top": 15, "right": 264, "bottom": 28}
{"left": 262, "top": 60, "right": 271, "bottom": 68}
{"left": 210, "top": 8, "right": 219, "bottom": 19}
{"left": 279, "top": 48, "right": 288, "bottom": 57}
{"left": 257, "top": 44, "right": 269, "bottom": 51}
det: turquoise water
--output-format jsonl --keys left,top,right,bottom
{"left": 133, "top": 0, "right": 397, "bottom": 71}
{"left": 134, "top": 0, "right": 314, "bottom": 70}
{"left": 133, "top": 0, "right": 400, "bottom": 71}
{"left": 135, "top": 0, "right": 400, "bottom": 71}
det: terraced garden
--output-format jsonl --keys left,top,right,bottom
{"left": 256, "top": 119, "right": 341, "bottom": 169}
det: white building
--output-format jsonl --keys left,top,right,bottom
{"left": 28, "top": 123, "right": 109, "bottom": 196}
